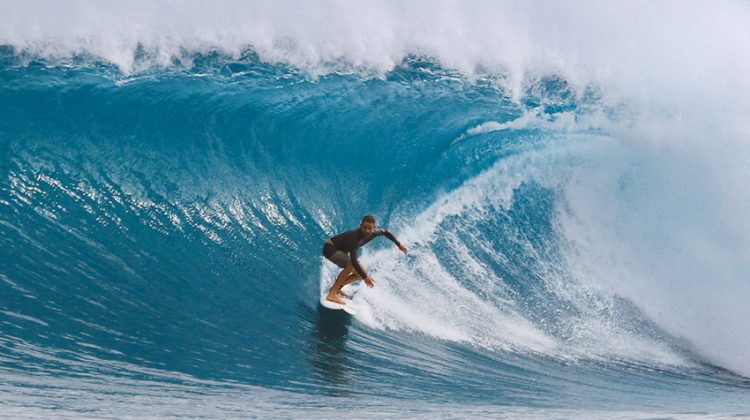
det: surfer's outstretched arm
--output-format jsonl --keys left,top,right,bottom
{"left": 380, "top": 229, "right": 408, "bottom": 254}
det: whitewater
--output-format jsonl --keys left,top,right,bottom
{"left": 2, "top": 1, "right": 750, "bottom": 418}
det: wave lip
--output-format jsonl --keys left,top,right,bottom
{"left": 3, "top": 1, "right": 750, "bottom": 100}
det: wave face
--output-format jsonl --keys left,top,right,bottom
{"left": 2, "top": 1, "right": 750, "bottom": 417}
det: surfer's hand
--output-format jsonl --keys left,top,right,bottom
{"left": 364, "top": 276, "right": 375, "bottom": 288}
{"left": 399, "top": 244, "right": 408, "bottom": 254}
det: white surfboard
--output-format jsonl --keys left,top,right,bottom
{"left": 319, "top": 294, "right": 358, "bottom": 315}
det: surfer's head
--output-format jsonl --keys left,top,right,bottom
{"left": 360, "top": 214, "right": 376, "bottom": 235}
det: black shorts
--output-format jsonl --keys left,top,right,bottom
{"left": 323, "top": 242, "right": 350, "bottom": 269}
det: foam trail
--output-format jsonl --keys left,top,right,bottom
{"left": 319, "top": 137, "right": 692, "bottom": 367}
{"left": 320, "top": 147, "right": 561, "bottom": 352}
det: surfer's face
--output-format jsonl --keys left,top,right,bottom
{"left": 360, "top": 222, "right": 376, "bottom": 236}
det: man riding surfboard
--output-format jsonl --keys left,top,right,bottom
{"left": 322, "top": 215, "right": 407, "bottom": 304}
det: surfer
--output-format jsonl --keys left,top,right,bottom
{"left": 323, "top": 215, "right": 407, "bottom": 304}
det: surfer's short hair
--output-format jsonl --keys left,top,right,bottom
{"left": 361, "top": 214, "right": 376, "bottom": 225}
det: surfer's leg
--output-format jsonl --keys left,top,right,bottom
{"left": 326, "top": 269, "right": 349, "bottom": 304}
{"left": 338, "top": 272, "right": 364, "bottom": 296}
{"left": 340, "top": 271, "right": 363, "bottom": 287}
{"left": 326, "top": 262, "right": 364, "bottom": 303}
{"left": 325, "top": 251, "right": 352, "bottom": 303}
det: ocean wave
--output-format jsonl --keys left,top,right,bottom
{"left": 2, "top": 3, "right": 750, "bottom": 414}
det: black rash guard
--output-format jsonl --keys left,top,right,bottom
{"left": 329, "top": 228, "right": 402, "bottom": 279}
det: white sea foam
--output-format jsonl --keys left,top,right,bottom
{"left": 556, "top": 138, "right": 750, "bottom": 377}
{"left": 2, "top": 1, "right": 749, "bottom": 103}
{"left": 461, "top": 109, "right": 611, "bottom": 140}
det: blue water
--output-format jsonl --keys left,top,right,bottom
{"left": 1, "top": 49, "right": 749, "bottom": 418}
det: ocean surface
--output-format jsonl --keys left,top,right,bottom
{"left": 2, "top": 1, "right": 750, "bottom": 418}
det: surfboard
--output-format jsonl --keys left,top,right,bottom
{"left": 319, "top": 294, "right": 358, "bottom": 315}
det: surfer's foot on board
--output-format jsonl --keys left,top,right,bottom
{"left": 337, "top": 290, "right": 349, "bottom": 299}
{"left": 326, "top": 292, "right": 345, "bottom": 305}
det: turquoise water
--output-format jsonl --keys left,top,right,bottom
{"left": 2, "top": 2, "right": 750, "bottom": 417}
